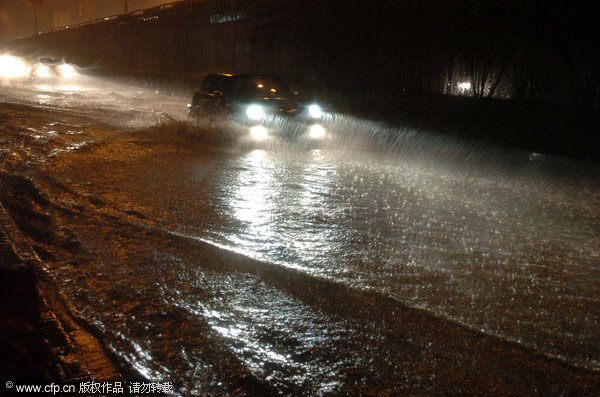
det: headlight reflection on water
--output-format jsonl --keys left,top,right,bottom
{"left": 309, "top": 124, "right": 326, "bottom": 139}
{"left": 232, "top": 149, "right": 277, "bottom": 243}
{"left": 250, "top": 125, "right": 268, "bottom": 140}
{"left": 35, "top": 83, "right": 83, "bottom": 93}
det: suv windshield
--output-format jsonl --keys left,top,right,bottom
{"left": 226, "top": 75, "right": 293, "bottom": 99}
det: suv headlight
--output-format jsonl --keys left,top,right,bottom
{"left": 246, "top": 104, "right": 265, "bottom": 120}
{"left": 308, "top": 104, "right": 323, "bottom": 119}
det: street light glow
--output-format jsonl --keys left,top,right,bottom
{"left": 458, "top": 81, "right": 471, "bottom": 91}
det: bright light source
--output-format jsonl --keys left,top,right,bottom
{"left": 309, "top": 124, "right": 326, "bottom": 139}
{"left": 0, "top": 55, "right": 31, "bottom": 79}
{"left": 308, "top": 104, "right": 323, "bottom": 119}
{"left": 58, "top": 63, "right": 77, "bottom": 78}
{"left": 458, "top": 81, "right": 471, "bottom": 91}
{"left": 250, "top": 125, "right": 268, "bottom": 140}
{"left": 34, "top": 64, "right": 51, "bottom": 78}
{"left": 246, "top": 104, "right": 265, "bottom": 120}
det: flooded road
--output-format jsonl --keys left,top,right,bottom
{"left": 0, "top": 77, "right": 599, "bottom": 394}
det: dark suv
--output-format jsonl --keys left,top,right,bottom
{"left": 188, "top": 73, "right": 328, "bottom": 141}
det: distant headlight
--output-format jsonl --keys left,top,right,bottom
{"left": 58, "top": 64, "right": 76, "bottom": 78}
{"left": 0, "top": 55, "right": 31, "bottom": 79}
{"left": 309, "top": 124, "right": 326, "bottom": 139}
{"left": 308, "top": 104, "right": 323, "bottom": 119}
{"left": 246, "top": 104, "right": 265, "bottom": 120}
{"left": 34, "top": 64, "right": 51, "bottom": 78}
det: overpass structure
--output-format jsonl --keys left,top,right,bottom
{"left": 7, "top": 0, "right": 310, "bottom": 85}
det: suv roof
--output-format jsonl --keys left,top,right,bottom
{"left": 201, "top": 73, "right": 293, "bottom": 99}
{"left": 38, "top": 57, "right": 61, "bottom": 64}
{"left": 201, "top": 73, "right": 232, "bottom": 93}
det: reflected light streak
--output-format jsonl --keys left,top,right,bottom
{"left": 231, "top": 150, "right": 277, "bottom": 243}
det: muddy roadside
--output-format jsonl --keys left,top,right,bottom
{"left": 0, "top": 200, "right": 126, "bottom": 387}
{"left": 0, "top": 102, "right": 270, "bottom": 395}
{"left": 0, "top": 103, "right": 135, "bottom": 389}
{"left": 1, "top": 101, "right": 599, "bottom": 395}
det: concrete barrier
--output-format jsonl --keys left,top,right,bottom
{"left": 8, "top": 0, "right": 311, "bottom": 84}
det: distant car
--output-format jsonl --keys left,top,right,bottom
{"left": 188, "top": 73, "right": 328, "bottom": 141}
{"left": 31, "top": 57, "right": 78, "bottom": 81}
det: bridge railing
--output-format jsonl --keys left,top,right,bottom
{"left": 18, "top": 0, "right": 242, "bottom": 40}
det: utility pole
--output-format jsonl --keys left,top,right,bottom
{"left": 124, "top": 0, "right": 129, "bottom": 14}
{"left": 34, "top": 4, "right": 38, "bottom": 33}
{"left": 31, "top": 0, "right": 42, "bottom": 34}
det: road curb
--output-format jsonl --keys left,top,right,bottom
{"left": 0, "top": 201, "right": 39, "bottom": 265}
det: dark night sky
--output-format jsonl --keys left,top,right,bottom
{"left": 0, "top": 0, "right": 175, "bottom": 41}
